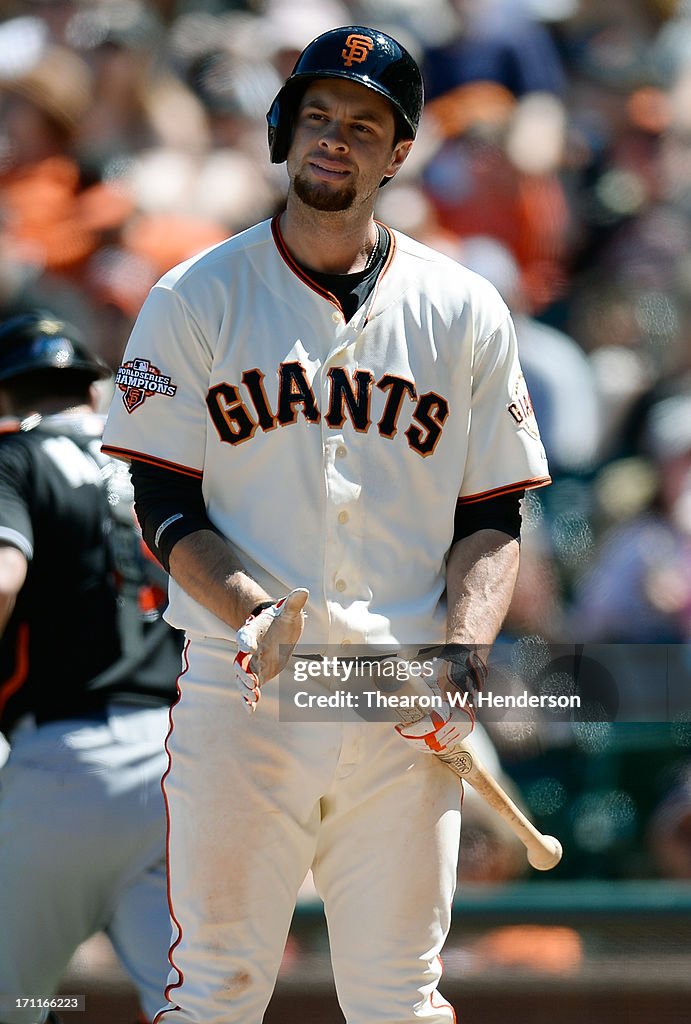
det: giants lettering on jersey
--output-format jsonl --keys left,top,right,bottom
{"left": 206, "top": 362, "right": 450, "bottom": 458}
{"left": 507, "top": 373, "right": 540, "bottom": 440}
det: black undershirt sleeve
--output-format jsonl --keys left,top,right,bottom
{"left": 129, "top": 460, "right": 218, "bottom": 572}
{"left": 452, "top": 491, "right": 524, "bottom": 545}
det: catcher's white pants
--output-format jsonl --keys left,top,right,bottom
{"left": 0, "top": 704, "right": 172, "bottom": 1024}
{"left": 154, "top": 638, "right": 461, "bottom": 1024}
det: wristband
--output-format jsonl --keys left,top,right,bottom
{"left": 441, "top": 643, "right": 488, "bottom": 695}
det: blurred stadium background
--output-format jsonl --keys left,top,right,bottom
{"left": 2, "top": 0, "right": 691, "bottom": 1020}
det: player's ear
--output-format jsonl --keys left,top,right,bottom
{"left": 383, "top": 138, "right": 413, "bottom": 183}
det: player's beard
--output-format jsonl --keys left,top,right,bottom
{"left": 293, "top": 168, "right": 357, "bottom": 212}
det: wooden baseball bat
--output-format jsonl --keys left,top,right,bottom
{"left": 389, "top": 674, "right": 563, "bottom": 871}
{"left": 432, "top": 738, "right": 563, "bottom": 870}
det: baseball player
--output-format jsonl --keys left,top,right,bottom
{"left": 0, "top": 313, "right": 183, "bottom": 1024}
{"left": 102, "top": 25, "right": 550, "bottom": 1024}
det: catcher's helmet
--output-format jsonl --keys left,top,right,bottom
{"left": 267, "top": 26, "right": 423, "bottom": 166}
{"left": 0, "top": 312, "right": 110, "bottom": 385}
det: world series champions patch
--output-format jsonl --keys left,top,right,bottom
{"left": 115, "top": 358, "right": 178, "bottom": 413}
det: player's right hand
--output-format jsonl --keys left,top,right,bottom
{"left": 394, "top": 679, "right": 475, "bottom": 753}
{"left": 233, "top": 588, "right": 308, "bottom": 712}
{"left": 437, "top": 643, "right": 488, "bottom": 704}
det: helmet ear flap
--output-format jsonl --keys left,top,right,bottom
{"left": 266, "top": 85, "right": 288, "bottom": 164}
{"left": 267, "top": 80, "right": 308, "bottom": 164}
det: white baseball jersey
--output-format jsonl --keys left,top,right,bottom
{"left": 102, "top": 217, "right": 549, "bottom": 647}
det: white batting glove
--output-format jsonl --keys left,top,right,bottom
{"left": 233, "top": 588, "right": 308, "bottom": 712}
{"left": 394, "top": 679, "right": 475, "bottom": 754}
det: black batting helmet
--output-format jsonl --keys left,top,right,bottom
{"left": 0, "top": 312, "right": 110, "bottom": 385}
{"left": 266, "top": 26, "right": 424, "bottom": 166}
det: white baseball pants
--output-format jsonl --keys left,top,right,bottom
{"left": 154, "top": 638, "right": 461, "bottom": 1024}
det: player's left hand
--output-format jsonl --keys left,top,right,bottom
{"left": 234, "top": 588, "right": 309, "bottom": 712}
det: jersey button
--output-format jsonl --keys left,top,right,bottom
{"left": 338, "top": 510, "right": 349, "bottom": 524}
{"left": 336, "top": 446, "right": 347, "bottom": 458}
{"left": 335, "top": 579, "right": 346, "bottom": 592}
{"left": 331, "top": 311, "right": 341, "bottom": 323}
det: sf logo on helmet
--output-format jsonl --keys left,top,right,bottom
{"left": 341, "top": 33, "right": 373, "bottom": 67}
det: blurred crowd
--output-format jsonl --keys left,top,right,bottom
{"left": 1, "top": 0, "right": 691, "bottom": 881}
